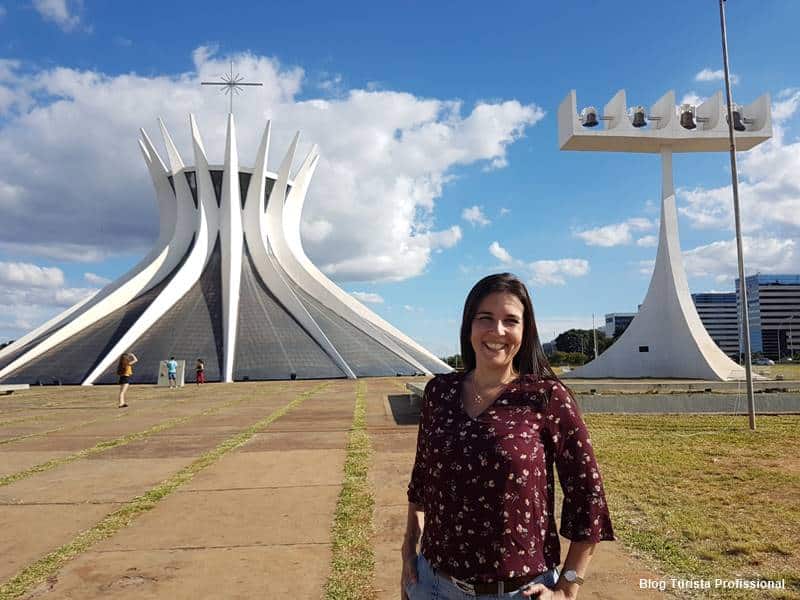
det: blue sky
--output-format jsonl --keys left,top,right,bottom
{"left": 1, "top": 1, "right": 799, "bottom": 357}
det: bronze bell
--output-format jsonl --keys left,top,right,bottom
{"left": 631, "top": 106, "right": 647, "bottom": 128}
{"left": 581, "top": 107, "right": 599, "bottom": 127}
{"left": 680, "top": 105, "right": 697, "bottom": 130}
{"left": 730, "top": 109, "right": 746, "bottom": 131}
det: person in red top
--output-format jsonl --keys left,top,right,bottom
{"left": 402, "top": 273, "right": 614, "bottom": 599}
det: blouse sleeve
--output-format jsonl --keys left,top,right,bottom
{"left": 544, "top": 382, "right": 615, "bottom": 542}
{"left": 407, "top": 377, "right": 436, "bottom": 506}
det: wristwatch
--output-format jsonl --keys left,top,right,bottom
{"left": 561, "top": 570, "right": 585, "bottom": 585}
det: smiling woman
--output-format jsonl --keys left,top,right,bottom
{"left": 401, "top": 273, "right": 615, "bottom": 600}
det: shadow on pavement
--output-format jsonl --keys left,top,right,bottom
{"left": 386, "top": 394, "right": 420, "bottom": 426}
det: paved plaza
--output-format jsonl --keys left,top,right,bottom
{"left": 2, "top": 379, "right": 663, "bottom": 599}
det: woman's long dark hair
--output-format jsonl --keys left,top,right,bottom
{"left": 460, "top": 272, "right": 560, "bottom": 381}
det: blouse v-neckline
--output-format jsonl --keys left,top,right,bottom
{"left": 459, "top": 372, "right": 517, "bottom": 421}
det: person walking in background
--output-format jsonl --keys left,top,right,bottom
{"left": 116, "top": 352, "right": 138, "bottom": 408}
{"left": 195, "top": 358, "right": 205, "bottom": 386}
{"left": 166, "top": 356, "right": 178, "bottom": 389}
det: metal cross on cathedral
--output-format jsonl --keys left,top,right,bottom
{"left": 201, "top": 61, "right": 263, "bottom": 114}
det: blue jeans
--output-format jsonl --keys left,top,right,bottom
{"left": 406, "top": 554, "right": 560, "bottom": 599}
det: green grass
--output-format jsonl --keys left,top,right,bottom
{"left": 586, "top": 413, "right": 800, "bottom": 599}
{"left": 0, "top": 382, "right": 328, "bottom": 600}
{"left": 754, "top": 363, "right": 800, "bottom": 381}
{"left": 324, "top": 380, "right": 375, "bottom": 600}
{"left": 0, "top": 413, "right": 49, "bottom": 427}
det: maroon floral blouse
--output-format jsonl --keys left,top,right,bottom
{"left": 407, "top": 372, "right": 614, "bottom": 583}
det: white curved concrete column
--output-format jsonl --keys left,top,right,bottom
{"left": 137, "top": 130, "right": 196, "bottom": 290}
{"left": 242, "top": 122, "right": 355, "bottom": 379}
{"left": 280, "top": 145, "right": 447, "bottom": 373}
{"left": 219, "top": 114, "right": 243, "bottom": 382}
{"left": 0, "top": 135, "right": 183, "bottom": 380}
{"left": 152, "top": 121, "right": 202, "bottom": 289}
{"left": 158, "top": 117, "right": 185, "bottom": 173}
{"left": 567, "top": 147, "right": 748, "bottom": 380}
{"left": 81, "top": 115, "right": 220, "bottom": 384}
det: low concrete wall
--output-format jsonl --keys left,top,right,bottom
{"left": 0, "top": 383, "right": 29, "bottom": 395}
{"left": 574, "top": 393, "right": 799, "bottom": 414}
{"left": 405, "top": 382, "right": 800, "bottom": 414}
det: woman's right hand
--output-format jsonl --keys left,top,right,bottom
{"left": 400, "top": 550, "right": 418, "bottom": 599}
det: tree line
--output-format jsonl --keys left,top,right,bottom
{"left": 441, "top": 328, "right": 616, "bottom": 368}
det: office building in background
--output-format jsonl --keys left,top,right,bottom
{"left": 737, "top": 274, "right": 800, "bottom": 360}
{"left": 691, "top": 293, "right": 739, "bottom": 359}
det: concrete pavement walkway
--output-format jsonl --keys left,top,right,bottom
{"left": 1, "top": 380, "right": 356, "bottom": 599}
{"left": 2, "top": 378, "right": 685, "bottom": 599}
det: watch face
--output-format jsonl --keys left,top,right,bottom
{"left": 561, "top": 570, "right": 586, "bottom": 585}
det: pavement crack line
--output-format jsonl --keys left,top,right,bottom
{"left": 0, "top": 381, "right": 329, "bottom": 600}
{"left": 0, "top": 414, "right": 50, "bottom": 428}
{"left": 0, "top": 384, "right": 294, "bottom": 488}
{"left": 176, "top": 483, "right": 341, "bottom": 493}
{"left": 0, "top": 501, "right": 126, "bottom": 507}
{"left": 323, "top": 380, "right": 376, "bottom": 600}
{"left": 94, "top": 541, "right": 333, "bottom": 553}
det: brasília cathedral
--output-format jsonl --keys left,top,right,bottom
{"left": 0, "top": 115, "right": 452, "bottom": 384}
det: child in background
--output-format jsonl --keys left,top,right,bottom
{"left": 166, "top": 356, "right": 178, "bottom": 389}
{"left": 195, "top": 358, "right": 205, "bottom": 385}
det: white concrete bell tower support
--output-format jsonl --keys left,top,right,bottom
{"left": 557, "top": 89, "right": 772, "bottom": 380}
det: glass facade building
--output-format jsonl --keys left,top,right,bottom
{"left": 691, "top": 292, "right": 739, "bottom": 359}
{"left": 735, "top": 274, "right": 800, "bottom": 360}
{"left": 604, "top": 313, "right": 636, "bottom": 338}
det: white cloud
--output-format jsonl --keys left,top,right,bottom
{"left": 301, "top": 219, "right": 333, "bottom": 244}
{"left": 317, "top": 72, "right": 344, "bottom": 95}
{"left": 83, "top": 272, "right": 111, "bottom": 286}
{"left": 0, "top": 47, "right": 542, "bottom": 284}
{"left": 0, "top": 260, "right": 97, "bottom": 340}
{"left": 489, "top": 241, "right": 513, "bottom": 264}
{"left": 462, "top": 205, "right": 490, "bottom": 227}
{"left": 683, "top": 236, "right": 799, "bottom": 283}
{"left": 0, "top": 285, "right": 96, "bottom": 340}
{"left": 499, "top": 207, "right": 511, "bottom": 216}
{"left": 426, "top": 226, "right": 463, "bottom": 250}
{"left": 32, "top": 0, "right": 82, "bottom": 32}
{"left": 694, "top": 68, "right": 739, "bottom": 85}
{"left": 486, "top": 242, "right": 588, "bottom": 286}
{"left": 528, "top": 259, "right": 590, "bottom": 286}
{"left": 772, "top": 88, "right": 800, "bottom": 121}
{"left": 0, "top": 242, "right": 109, "bottom": 263}
{"left": 573, "top": 218, "right": 654, "bottom": 247}
{"left": 679, "top": 92, "right": 707, "bottom": 108}
{"left": 349, "top": 291, "right": 383, "bottom": 304}
{"left": 637, "top": 234, "right": 800, "bottom": 283}
{"left": 0, "top": 59, "right": 20, "bottom": 82}
{"left": 678, "top": 89, "right": 800, "bottom": 236}
{"left": 636, "top": 235, "right": 658, "bottom": 248}
{"left": 0, "top": 261, "right": 64, "bottom": 288}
